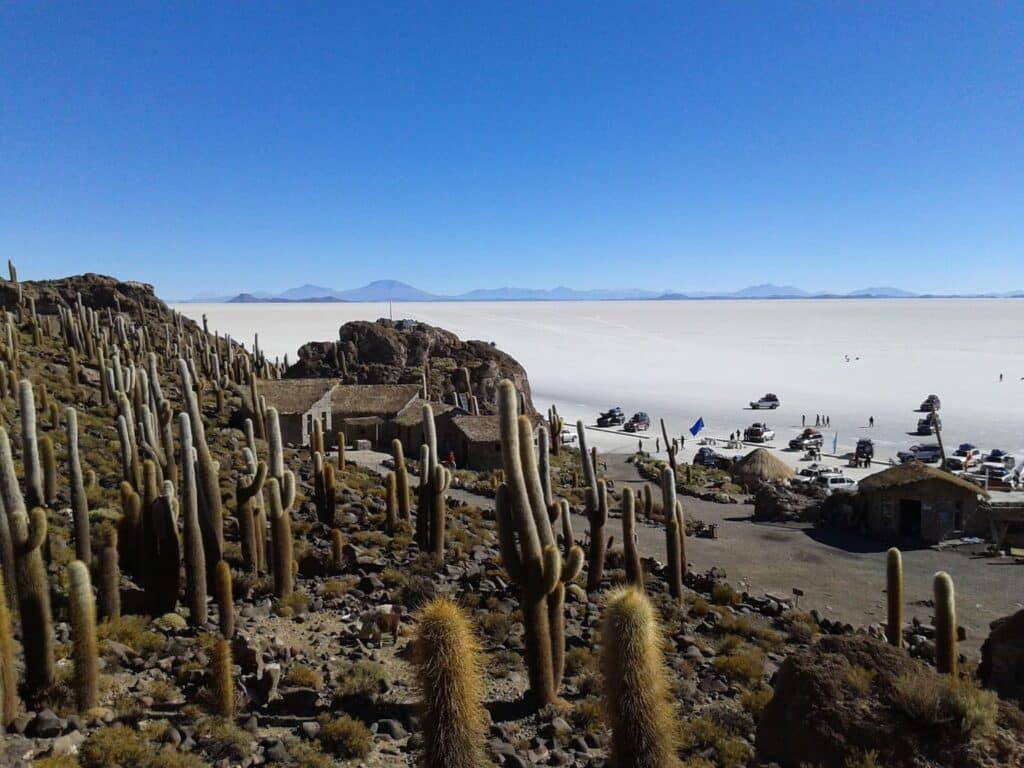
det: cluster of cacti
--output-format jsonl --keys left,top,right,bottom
{"left": 313, "top": 449, "right": 337, "bottom": 526}
{"left": 602, "top": 587, "right": 682, "bottom": 768}
{"left": 455, "top": 366, "right": 480, "bottom": 415}
{"left": 886, "top": 547, "right": 903, "bottom": 647}
{"left": 236, "top": 439, "right": 268, "bottom": 575}
{"left": 496, "top": 380, "right": 583, "bottom": 707}
{"left": 415, "top": 404, "right": 451, "bottom": 560}
{"left": 934, "top": 571, "right": 957, "bottom": 675}
{"left": 414, "top": 598, "right": 489, "bottom": 768}
{"left": 265, "top": 407, "right": 297, "bottom": 597}
{"left": 547, "top": 404, "right": 563, "bottom": 455}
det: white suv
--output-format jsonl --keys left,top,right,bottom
{"left": 816, "top": 475, "right": 858, "bottom": 495}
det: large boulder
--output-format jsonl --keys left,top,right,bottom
{"left": 757, "top": 634, "right": 1023, "bottom": 767}
{"left": 286, "top": 319, "right": 535, "bottom": 414}
{"left": 753, "top": 482, "right": 824, "bottom": 522}
{"left": 979, "top": 610, "right": 1024, "bottom": 703}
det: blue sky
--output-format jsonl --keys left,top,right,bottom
{"left": 2, "top": 3, "right": 1021, "bottom": 298}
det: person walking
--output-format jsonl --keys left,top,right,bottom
{"left": 815, "top": 414, "right": 820, "bottom": 427}
{"left": 869, "top": 416, "right": 875, "bottom": 428}
{"left": 802, "top": 414, "right": 806, "bottom": 427}
{"left": 655, "top": 438, "right": 660, "bottom": 452}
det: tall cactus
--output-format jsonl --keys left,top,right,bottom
{"left": 179, "top": 413, "right": 207, "bottom": 625}
{"left": 934, "top": 571, "right": 957, "bottom": 675}
{"left": 98, "top": 528, "right": 121, "bottom": 620}
{"left": 236, "top": 451, "right": 267, "bottom": 575}
{"left": 68, "top": 560, "right": 98, "bottom": 711}
{"left": 1, "top": 427, "right": 54, "bottom": 698}
{"left": 392, "top": 439, "right": 411, "bottom": 521}
{"left": 621, "top": 488, "right": 643, "bottom": 588}
{"left": 117, "top": 481, "right": 142, "bottom": 578}
{"left": 602, "top": 587, "right": 681, "bottom": 768}
{"left": 145, "top": 482, "right": 180, "bottom": 617}
{"left": 178, "top": 359, "right": 223, "bottom": 581}
{"left": 547, "top": 405, "right": 563, "bottom": 456}
{"left": 66, "top": 407, "right": 92, "bottom": 564}
{"left": 18, "top": 380, "right": 44, "bottom": 510}
{"left": 661, "top": 467, "right": 683, "bottom": 599}
{"left": 215, "top": 559, "right": 234, "bottom": 639}
{"left": 886, "top": 547, "right": 903, "bottom": 648}
{"left": 0, "top": 569, "right": 17, "bottom": 726}
{"left": 585, "top": 479, "right": 609, "bottom": 592}
{"left": 211, "top": 637, "right": 234, "bottom": 718}
{"left": 385, "top": 471, "right": 399, "bottom": 534}
{"left": 414, "top": 598, "right": 489, "bottom": 768}
{"left": 267, "top": 478, "right": 293, "bottom": 598}
{"left": 416, "top": 404, "right": 450, "bottom": 559}
{"left": 495, "top": 381, "right": 583, "bottom": 707}
{"left": 312, "top": 452, "right": 336, "bottom": 526}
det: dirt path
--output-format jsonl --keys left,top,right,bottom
{"left": 347, "top": 451, "right": 1024, "bottom": 657}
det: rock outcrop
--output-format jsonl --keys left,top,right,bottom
{"left": 286, "top": 319, "right": 535, "bottom": 414}
{"left": 979, "top": 609, "right": 1024, "bottom": 703}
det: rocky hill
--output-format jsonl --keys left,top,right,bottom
{"left": 285, "top": 318, "right": 536, "bottom": 414}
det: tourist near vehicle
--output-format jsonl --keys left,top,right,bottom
{"left": 945, "top": 443, "right": 981, "bottom": 471}
{"left": 792, "top": 463, "right": 842, "bottom": 485}
{"left": 750, "top": 392, "right": 781, "bottom": 409}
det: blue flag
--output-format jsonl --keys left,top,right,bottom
{"left": 689, "top": 417, "right": 705, "bottom": 437}
{"left": 833, "top": 433, "right": 838, "bottom": 454}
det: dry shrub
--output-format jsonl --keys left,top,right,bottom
{"left": 317, "top": 714, "right": 372, "bottom": 758}
{"left": 891, "top": 672, "right": 998, "bottom": 739}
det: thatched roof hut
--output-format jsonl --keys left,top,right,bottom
{"left": 732, "top": 448, "right": 795, "bottom": 485}
{"left": 858, "top": 461, "right": 989, "bottom": 497}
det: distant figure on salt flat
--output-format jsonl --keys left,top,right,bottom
{"left": 869, "top": 416, "right": 875, "bottom": 428}
{"left": 999, "top": 373, "right": 1003, "bottom": 382}
{"left": 802, "top": 414, "right": 806, "bottom": 426}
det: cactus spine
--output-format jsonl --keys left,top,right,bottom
{"left": 934, "top": 571, "right": 957, "bottom": 675}
{"left": 886, "top": 547, "right": 903, "bottom": 648}
{"left": 330, "top": 528, "right": 345, "bottom": 571}
{"left": 68, "top": 560, "right": 98, "bottom": 711}
{"left": 98, "top": 528, "right": 121, "bottom": 620}
{"left": 414, "top": 598, "right": 489, "bottom": 768}
{"left": 496, "top": 380, "right": 583, "bottom": 707}
{"left": 602, "top": 587, "right": 681, "bottom": 768}
{"left": 66, "top": 407, "right": 92, "bottom": 564}
{"left": 392, "top": 439, "right": 411, "bottom": 521}
{"left": 215, "top": 559, "right": 234, "bottom": 638}
{"left": 622, "top": 487, "right": 643, "bottom": 588}
{"left": 661, "top": 467, "right": 683, "bottom": 599}
{"left": 0, "top": 570, "right": 17, "bottom": 726}
{"left": 179, "top": 413, "right": 207, "bottom": 625}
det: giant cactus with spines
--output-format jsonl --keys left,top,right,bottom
{"left": 236, "top": 450, "right": 268, "bottom": 575}
{"left": 934, "top": 571, "right": 957, "bottom": 675}
{"left": 98, "top": 527, "right": 121, "bottom": 620}
{"left": 177, "top": 358, "right": 223, "bottom": 582}
{"left": 385, "top": 471, "right": 399, "bottom": 534}
{"left": 215, "top": 559, "right": 234, "bottom": 638}
{"left": 576, "top": 419, "right": 598, "bottom": 499}
{"left": 66, "top": 407, "right": 92, "bottom": 564}
{"left": 117, "top": 481, "right": 142, "bottom": 577}
{"left": 886, "top": 548, "right": 903, "bottom": 648}
{"left": 145, "top": 481, "right": 181, "bottom": 617}
{"left": 661, "top": 467, "right": 683, "bottom": 599}
{"left": 495, "top": 380, "right": 583, "bottom": 707}
{"left": 622, "top": 488, "right": 643, "bottom": 588}
{"left": 538, "top": 427, "right": 553, "bottom": 507}
{"left": 179, "top": 413, "right": 207, "bottom": 625}
{"left": 0, "top": 427, "right": 54, "bottom": 697}
{"left": 392, "top": 439, "right": 411, "bottom": 520}
{"left": 417, "top": 404, "right": 450, "bottom": 557}
{"left": 414, "top": 598, "right": 490, "bottom": 768}
{"left": 68, "top": 560, "right": 98, "bottom": 711}
{"left": 0, "top": 569, "right": 17, "bottom": 726}
{"left": 585, "top": 479, "right": 609, "bottom": 593}
{"left": 40, "top": 435, "right": 57, "bottom": 507}
{"left": 18, "top": 380, "right": 45, "bottom": 510}
{"left": 547, "top": 405, "right": 563, "bottom": 456}
{"left": 267, "top": 477, "right": 294, "bottom": 597}
{"left": 602, "top": 587, "right": 681, "bottom": 768}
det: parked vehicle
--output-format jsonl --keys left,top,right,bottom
{"left": 694, "top": 447, "right": 722, "bottom": 468}
{"left": 793, "top": 463, "right": 842, "bottom": 484}
{"left": 855, "top": 438, "right": 875, "bottom": 462}
{"left": 982, "top": 449, "right": 1016, "bottom": 470}
{"left": 750, "top": 393, "right": 780, "bottom": 410}
{"left": 945, "top": 443, "right": 981, "bottom": 471}
{"left": 915, "top": 412, "right": 941, "bottom": 435}
{"left": 919, "top": 394, "right": 941, "bottom": 412}
{"left": 624, "top": 412, "right": 651, "bottom": 432}
{"left": 816, "top": 475, "right": 858, "bottom": 495}
{"left": 596, "top": 407, "right": 625, "bottom": 428}
{"left": 975, "top": 465, "right": 1018, "bottom": 487}
{"left": 789, "top": 428, "right": 824, "bottom": 450}
{"left": 897, "top": 443, "right": 943, "bottom": 464}
{"left": 560, "top": 427, "right": 577, "bottom": 445}
{"left": 743, "top": 422, "right": 775, "bottom": 443}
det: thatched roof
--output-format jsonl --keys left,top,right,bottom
{"left": 732, "top": 448, "right": 795, "bottom": 483}
{"left": 258, "top": 378, "right": 339, "bottom": 415}
{"left": 330, "top": 384, "right": 421, "bottom": 418}
{"left": 392, "top": 399, "right": 458, "bottom": 427}
{"left": 449, "top": 414, "right": 501, "bottom": 443}
{"left": 858, "top": 462, "right": 989, "bottom": 497}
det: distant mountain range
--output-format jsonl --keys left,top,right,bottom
{"left": 180, "top": 280, "right": 1024, "bottom": 303}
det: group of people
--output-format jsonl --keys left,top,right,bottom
{"left": 803, "top": 414, "right": 831, "bottom": 428}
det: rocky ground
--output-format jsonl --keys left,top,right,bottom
{"left": 1, "top": 271, "right": 1022, "bottom": 768}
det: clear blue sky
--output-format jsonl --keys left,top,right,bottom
{"left": 2, "top": 3, "right": 1021, "bottom": 298}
